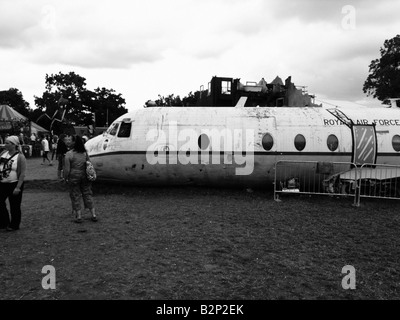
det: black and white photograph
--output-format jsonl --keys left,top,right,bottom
{"left": 1, "top": 0, "right": 400, "bottom": 310}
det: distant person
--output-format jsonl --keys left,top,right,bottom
{"left": 41, "top": 136, "right": 52, "bottom": 166}
{"left": 0, "top": 135, "right": 3, "bottom": 144}
{"left": 30, "top": 133, "right": 36, "bottom": 146}
{"left": 64, "top": 134, "right": 73, "bottom": 150}
{"left": 56, "top": 134, "right": 68, "bottom": 179}
{"left": 30, "top": 133, "right": 37, "bottom": 156}
{"left": 63, "top": 135, "right": 97, "bottom": 223}
{"left": 0, "top": 135, "right": 27, "bottom": 231}
{"left": 19, "top": 133, "right": 25, "bottom": 145}
{"left": 51, "top": 135, "right": 58, "bottom": 161}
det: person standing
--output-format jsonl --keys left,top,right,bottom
{"left": 56, "top": 134, "right": 68, "bottom": 179}
{"left": 63, "top": 135, "right": 97, "bottom": 223}
{"left": 30, "top": 133, "right": 37, "bottom": 156}
{"left": 0, "top": 136, "right": 27, "bottom": 231}
{"left": 41, "top": 135, "right": 52, "bottom": 166}
{"left": 51, "top": 135, "right": 58, "bottom": 161}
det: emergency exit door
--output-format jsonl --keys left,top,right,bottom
{"left": 352, "top": 124, "right": 377, "bottom": 166}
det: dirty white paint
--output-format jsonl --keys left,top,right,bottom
{"left": 85, "top": 106, "right": 400, "bottom": 187}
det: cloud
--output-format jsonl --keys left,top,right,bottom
{"left": 0, "top": 1, "right": 41, "bottom": 48}
{"left": 29, "top": 37, "right": 164, "bottom": 69}
{"left": 267, "top": 0, "right": 375, "bottom": 23}
{"left": 11, "top": 1, "right": 175, "bottom": 68}
{"left": 1, "top": 0, "right": 399, "bottom": 112}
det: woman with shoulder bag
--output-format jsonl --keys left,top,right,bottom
{"left": 0, "top": 136, "right": 27, "bottom": 231}
{"left": 63, "top": 135, "right": 97, "bottom": 223}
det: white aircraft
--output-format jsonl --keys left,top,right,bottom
{"left": 84, "top": 97, "right": 400, "bottom": 187}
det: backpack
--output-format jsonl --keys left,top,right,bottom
{"left": 0, "top": 151, "right": 19, "bottom": 181}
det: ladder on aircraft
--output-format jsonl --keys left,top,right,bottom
{"left": 326, "top": 108, "right": 353, "bottom": 128}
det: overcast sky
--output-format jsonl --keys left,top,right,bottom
{"left": 1, "top": 0, "right": 399, "bottom": 111}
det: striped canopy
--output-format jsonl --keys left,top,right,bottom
{"left": 0, "top": 104, "right": 27, "bottom": 120}
{"left": 0, "top": 104, "right": 49, "bottom": 133}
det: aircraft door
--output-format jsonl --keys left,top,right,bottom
{"left": 352, "top": 124, "right": 377, "bottom": 166}
{"left": 326, "top": 108, "right": 377, "bottom": 166}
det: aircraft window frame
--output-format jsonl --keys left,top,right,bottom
{"left": 107, "top": 122, "right": 120, "bottom": 136}
{"left": 392, "top": 135, "right": 400, "bottom": 152}
{"left": 198, "top": 134, "right": 210, "bottom": 150}
{"left": 117, "top": 122, "right": 132, "bottom": 138}
{"left": 327, "top": 134, "right": 339, "bottom": 152}
{"left": 262, "top": 133, "right": 274, "bottom": 151}
{"left": 294, "top": 134, "right": 306, "bottom": 151}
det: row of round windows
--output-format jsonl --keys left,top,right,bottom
{"left": 198, "top": 133, "right": 400, "bottom": 152}
{"left": 261, "top": 133, "right": 400, "bottom": 152}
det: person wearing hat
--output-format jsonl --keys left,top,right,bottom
{"left": 0, "top": 135, "right": 27, "bottom": 231}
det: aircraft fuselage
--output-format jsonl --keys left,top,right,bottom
{"left": 85, "top": 106, "right": 400, "bottom": 187}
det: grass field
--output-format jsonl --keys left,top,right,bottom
{"left": 1, "top": 177, "right": 400, "bottom": 300}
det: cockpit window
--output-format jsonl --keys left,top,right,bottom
{"left": 107, "top": 122, "right": 120, "bottom": 136}
{"left": 118, "top": 122, "right": 132, "bottom": 138}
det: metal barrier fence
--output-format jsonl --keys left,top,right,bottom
{"left": 274, "top": 160, "right": 400, "bottom": 206}
{"left": 358, "top": 163, "right": 400, "bottom": 201}
{"left": 274, "top": 160, "right": 360, "bottom": 206}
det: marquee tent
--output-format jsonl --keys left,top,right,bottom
{"left": 0, "top": 104, "right": 49, "bottom": 134}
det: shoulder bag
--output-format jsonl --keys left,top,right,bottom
{"left": 85, "top": 152, "right": 97, "bottom": 182}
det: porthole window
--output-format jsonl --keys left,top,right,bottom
{"left": 327, "top": 134, "right": 339, "bottom": 152}
{"left": 392, "top": 135, "right": 400, "bottom": 152}
{"left": 262, "top": 133, "right": 274, "bottom": 151}
{"left": 294, "top": 134, "right": 306, "bottom": 151}
{"left": 198, "top": 134, "right": 210, "bottom": 150}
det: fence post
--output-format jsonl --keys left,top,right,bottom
{"left": 273, "top": 161, "right": 281, "bottom": 202}
{"left": 353, "top": 165, "right": 361, "bottom": 207}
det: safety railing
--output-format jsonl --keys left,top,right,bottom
{"left": 274, "top": 160, "right": 360, "bottom": 206}
{"left": 358, "top": 163, "right": 400, "bottom": 201}
{"left": 274, "top": 160, "right": 400, "bottom": 206}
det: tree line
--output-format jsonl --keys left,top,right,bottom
{"left": 0, "top": 71, "right": 128, "bottom": 134}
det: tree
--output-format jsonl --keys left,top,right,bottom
{"left": 0, "top": 88, "right": 32, "bottom": 117}
{"left": 182, "top": 91, "right": 201, "bottom": 106}
{"left": 85, "top": 87, "right": 127, "bottom": 127}
{"left": 154, "top": 94, "right": 183, "bottom": 106}
{"left": 34, "top": 71, "right": 127, "bottom": 133}
{"left": 34, "top": 71, "right": 89, "bottom": 128}
{"left": 149, "top": 91, "right": 201, "bottom": 107}
{"left": 363, "top": 34, "right": 400, "bottom": 105}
